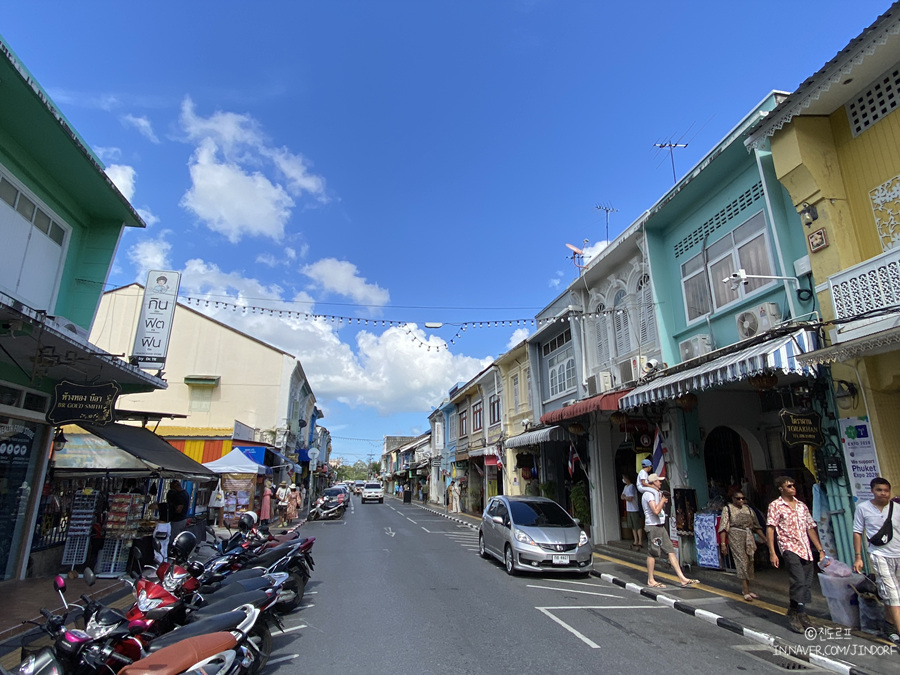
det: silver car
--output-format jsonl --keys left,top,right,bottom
{"left": 478, "top": 495, "right": 593, "bottom": 575}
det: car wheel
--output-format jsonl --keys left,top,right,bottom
{"left": 504, "top": 545, "right": 516, "bottom": 575}
{"left": 478, "top": 533, "right": 490, "bottom": 559}
{"left": 379, "top": 498, "right": 383, "bottom": 503}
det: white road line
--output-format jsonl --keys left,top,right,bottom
{"left": 421, "top": 527, "right": 432, "bottom": 533}
{"left": 536, "top": 607, "right": 601, "bottom": 649}
{"left": 306, "top": 591, "right": 318, "bottom": 594}
{"left": 539, "top": 605, "right": 668, "bottom": 610}
{"left": 300, "top": 603, "right": 314, "bottom": 608}
{"left": 385, "top": 527, "right": 395, "bottom": 537}
{"left": 466, "top": 548, "right": 480, "bottom": 551}
{"left": 278, "top": 625, "right": 307, "bottom": 635}
{"left": 267, "top": 655, "right": 299, "bottom": 666}
{"left": 551, "top": 579, "right": 615, "bottom": 588}
{"left": 406, "top": 518, "right": 417, "bottom": 524}
{"left": 526, "top": 584, "right": 621, "bottom": 598}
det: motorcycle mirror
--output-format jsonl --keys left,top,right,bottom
{"left": 54, "top": 575, "right": 67, "bottom": 594}
{"left": 83, "top": 568, "right": 96, "bottom": 587}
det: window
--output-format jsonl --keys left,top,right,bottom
{"left": 548, "top": 345, "right": 576, "bottom": 397}
{"left": 189, "top": 386, "right": 213, "bottom": 412}
{"left": 512, "top": 374, "right": 520, "bottom": 410}
{"left": 433, "top": 421, "right": 444, "bottom": 449}
{"left": 459, "top": 410, "right": 468, "bottom": 436}
{"left": 680, "top": 211, "right": 774, "bottom": 320}
{"left": 613, "top": 290, "right": 632, "bottom": 354}
{"left": 472, "top": 401, "right": 483, "bottom": 431}
{"left": 489, "top": 394, "right": 500, "bottom": 425}
{"left": 594, "top": 304, "right": 610, "bottom": 366}
{"left": 449, "top": 411, "right": 458, "bottom": 440}
{"left": 636, "top": 275, "right": 657, "bottom": 346}
{"left": 541, "top": 328, "right": 571, "bottom": 356}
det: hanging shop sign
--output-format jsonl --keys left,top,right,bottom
{"left": 779, "top": 409, "right": 825, "bottom": 449}
{"left": 839, "top": 417, "right": 882, "bottom": 502}
{"left": 130, "top": 270, "right": 181, "bottom": 369}
{"left": 46, "top": 380, "right": 120, "bottom": 426}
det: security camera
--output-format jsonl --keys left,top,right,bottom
{"left": 521, "top": 418, "right": 532, "bottom": 428}
{"left": 643, "top": 358, "right": 660, "bottom": 373}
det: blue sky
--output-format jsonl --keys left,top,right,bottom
{"left": 2, "top": 1, "right": 890, "bottom": 462}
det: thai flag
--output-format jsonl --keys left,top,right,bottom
{"left": 651, "top": 427, "right": 668, "bottom": 479}
{"left": 568, "top": 441, "right": 579, "bottom": 477}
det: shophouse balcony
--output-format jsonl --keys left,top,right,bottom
{"left": 828, "top": 246, "right": 900, "bottom": 343}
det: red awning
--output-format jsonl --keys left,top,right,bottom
{"left": 484, "top": 455, "right": 499, "bottom": 466}
{"left": 539, "top": 390, "right": 631, "bottom": 426}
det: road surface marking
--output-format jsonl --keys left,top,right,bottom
{"left": 278, "top": 625, "right": 307, "bottom": 635}
{"left": 421, "top": 527, "right": 433, "bottom": 533}
{"left": 527, "top": 584, "right": 621, "bottom": 598}
{"left": 406, "top": 517, "right": 417, "bottom": 524}
{"left": 385, "top": 527, "right": 395, "bottom": 537}
{"left": 267, "top": 655, "right": 299, "bottom": 666}
{"left": 536, "top": 607, "right": 600, "bottom": 649}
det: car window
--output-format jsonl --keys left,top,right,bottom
{"left": 496, "top": 502, "right": 509, "bottom": 525}
{"left": 365, "top": 483, "right": 381, "bottom": 489}
{"left": 487, "top": 499, "right": 500, "bottom": 517}
{"left": 508, "top": 500, "right": 573, "bottom": 527}
{"left": 324, "top": 488, "right": 342, "bottom": 497}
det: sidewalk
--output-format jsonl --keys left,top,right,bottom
{"left": 409, "top": 499, "right": 898, "bottom": 675}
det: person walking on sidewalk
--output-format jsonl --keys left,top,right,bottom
{"left": 718, "top": 489, "right": 765, "bottom": 602}
{"left": 642, "top": 473, "right": 699, "bottom": 589}
{"left": 621, "top": 474, "right": 643, "bottom": 550}
{"left": 448, "top": 480, "right": 461, "bottom": 513}
{"left": 766, "top": 475, "right": 827, "bottom": 633}
{"left": 852, "top": 476, "right": 900, "bottom": 646}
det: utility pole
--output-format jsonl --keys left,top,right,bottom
{"left": 654, "top": 142, "right": 688, "bottom": 184}
{"left": 595, "top": 203, "right": 618, "bottom": 243}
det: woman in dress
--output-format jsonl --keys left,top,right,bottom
{"left": 286, "top": 484, "right": 299, "bottom": 523}
{"left": 718, "top": 489, "right": 765, "bottom": 601}
{"left": 260, "top": 479, "right": 273, "bottom": 524}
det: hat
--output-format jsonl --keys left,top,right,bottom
{"left": 290, "top": 484, "right": 298, "bottom": 490}
{"left": 641, "top": 459, "right": 652, "bottom": 467}
{"left": 280, "top": 481, "right": 287, "bottom": 486}
{"left": 646, "top": 473, "right": 661, "bottom": 483}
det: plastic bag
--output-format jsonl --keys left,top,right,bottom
{"left": 819, "top": 557, "right": 853, "bottom": 577}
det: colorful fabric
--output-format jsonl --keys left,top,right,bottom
{"left": 651, "top": 427, "right": 668, "bottom": 479}
{"left": 767, "top": 497, "right": 816, "bottom": 561}
{"left": 719, "top": 504, "right": 760, "bottom": 580}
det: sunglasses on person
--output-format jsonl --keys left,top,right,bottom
{"left": 733, "top": 496, "right": 746, "bottom": 501}
{"left": 781, "top": 483, "right": 795, "bottom": 489}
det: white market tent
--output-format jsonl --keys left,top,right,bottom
{"left": 203, "top": 448, "right": 272, "bottom": 475}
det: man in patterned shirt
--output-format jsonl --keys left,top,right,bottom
{"left": 766, "top": 475, "right": 827, "bottom": 633}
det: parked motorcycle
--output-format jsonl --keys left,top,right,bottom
{"left": 307, "top": 493, "right": 346, "bottom": 521}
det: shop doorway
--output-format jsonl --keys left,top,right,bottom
{"left": 703, "top": 426, "right": 746, "bottom": 503}
{"left": 614, "top": 445, "right": 642, "bottom": 541}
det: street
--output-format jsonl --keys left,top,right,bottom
{"left": 265, "top": 496, "right": 796, "bottom": 675}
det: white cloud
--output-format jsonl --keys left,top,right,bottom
{"left": 105, "top": 164, "right": 136, "bottom": 201}
{"left": 122, "top": 114, "right": 160, "bottom": 144}
{"left": 128, "top": 233, "right": 172, "bottom": 279}
{"left": 94, "top": 146, "right": 122, "bottom": 163}
{"left": 174, "top": 260, "right": 488, "bottom": 415}
{"left": 507, "top": 327, "right": 530, "bottom": 349}
{"left": 302, "top": 258, "right": 389, "bottom": 307}
{"left": 548, "top": 270, "right": 564, "bottom": 288}
{"left": 136, "top": 208, "right": 160, "bottom": 227}
{"left": 181, "top": 138, "right": 294, "bottom": 243}
{"left": 582, "top": 240, "right": 608, "bottom": 263}
{"left": 256, "top": 247, "right": 298, "bottom": 268}
{"left": 178, "top": 98, "right": 327, "bottom": 243}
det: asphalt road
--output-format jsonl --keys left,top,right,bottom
{"left": 266, "top": 497, "right": 808, "bottom": 675}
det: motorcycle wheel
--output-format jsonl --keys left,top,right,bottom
{"left": 247, "top": 620, "right": 272, "bottom": 675}
{"left": 274, "top": 571, "right": 306, "bottom": 613}
{"left": 307, "top": 510, "right": 318, "bottom": 521}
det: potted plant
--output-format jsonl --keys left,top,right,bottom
{"left": 570, "top": 481, "right": 592, "bottom": 529}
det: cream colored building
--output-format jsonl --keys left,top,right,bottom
{"left": 90, "top": 284, "right": 317, "bottom": 462}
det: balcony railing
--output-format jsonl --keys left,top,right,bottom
{"left": 829, "top": 246, "right": 900, "bottom": 341}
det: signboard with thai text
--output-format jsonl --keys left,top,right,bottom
{"left": 46, "top": 380, "right": 120, "bottom": 426}
{"left": 779, "top": 409, "right": 825, "bottom": 449}
{"left": 131, "top": 270, "right": 181, "bottom": 369}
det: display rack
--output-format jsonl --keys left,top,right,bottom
{"left": 96, "top": 493, "right": 143, "bottom": 577}
{"left": 61, "top": 491, "right": 99, "bottom": 567}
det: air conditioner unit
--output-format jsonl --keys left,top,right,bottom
{"left": 736, "top": 302, "right": 781, "bottom": 340}
{"left": 678, "top": 334, "right": 711, "bottom": 362}
{"left": 618, "top": 359, "right": 634, "bottom": 385}
{"left": 586, "top": 371, "right": 613, "bottom": 396}
{"left": 562, "top": 399, "right": 577, "bottom": 407}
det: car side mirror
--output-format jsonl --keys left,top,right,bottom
{"left": 491, "top": 516, "right": 503, "bottom": 525}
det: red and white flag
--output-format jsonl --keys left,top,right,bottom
{"left": 651, "top": 426, "right": 668, "bottom": 479}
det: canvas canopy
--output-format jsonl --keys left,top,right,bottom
{"left": 203, "top": 448, "right": 272, "bottom": 475}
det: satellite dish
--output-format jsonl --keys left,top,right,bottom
{"left": 565, "top": 243, "right": 583, "bottom": 254}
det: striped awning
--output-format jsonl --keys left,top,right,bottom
{"left": 620, "top": 329, "right": 818, "bottom": 409}
{"left": 503, "top": 425, "right": 568, "bottom": 449}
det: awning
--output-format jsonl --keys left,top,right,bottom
{"left": 269, "top": 448, "right": 302, "bottom": 472}
{"left": 540, "top": 390, "right": 631, "bottom": 425}
{"left": 796, "top": 325, "right": 900, "bottom": 366}
{"left": 76, "top": 422, "right": 217, "bottom": 479}
{"left": 484, "top": 455, "right": 499, "bottom": 467}
{"left": 621, "top": 329, "right": 818, "bottom": 409}
{"left": 504, "top": 425, "right": 569, "bottom": 449}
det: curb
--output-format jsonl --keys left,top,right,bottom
{"left": 411, "top": 502, "right": 478, "bottom": 530}
{"left": 592, "top": 570, "right": 875, "bottom": 675}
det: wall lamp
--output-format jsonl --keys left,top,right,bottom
{"left": 833, "top": 380, "right": 859, "bottom": 411}
{"left": 799, "top": 202, "right": 819, "bottom": 227}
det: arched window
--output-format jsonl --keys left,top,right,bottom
{"left": 637, "top": 274, "right": 657, "bottom": 346}
{"left": 614, "top": 289, "right": 632, "bottom": 355}
{"left": 594, "top": 304, "right": 610, "bottom": 366}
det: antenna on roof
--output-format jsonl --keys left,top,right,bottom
{"left": 595, "top": 202, "right": 618, "bottom": 244}
{"left": 565, "top": 243, "right": 586, "bottom": 270}
{"left": 653, "top": 141, "right": 688, "bottom": 183}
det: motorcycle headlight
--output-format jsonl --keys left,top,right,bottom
{"left": 85, "top": 617, "right": 117, "bottom": 639}
{"left": 514, "top": 529, "right": 536, "bottom": 546}
{"left": 17, "top": 654, "right": 37, "bottom": 675}
{"left": 578, "top": 530, "right": 590, "bottom": 547}
{"left": 136, "top": 589, "right": 164, "bottom": 612}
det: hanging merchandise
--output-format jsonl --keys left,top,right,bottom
{"left": 96, "top": 493, "right": 144, "bottom": 577}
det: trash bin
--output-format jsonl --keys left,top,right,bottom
{"left": 403, "top": 489, "right": 412, "bottom": 504}
{"left": 818, "top": 572, "right": 863, "bottom": 629}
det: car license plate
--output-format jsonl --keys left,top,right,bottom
{"left": 552, "top": 554, "right": 569, "bottom": 565}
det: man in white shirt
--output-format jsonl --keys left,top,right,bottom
{"left": 853, "top": 476, "right": 900, "bottom": 646}
{"left": 637, "top": 459, "right": 653, "bottom": 495}
{"left": 642, "top": 473, "right": 699, "bottom": 589}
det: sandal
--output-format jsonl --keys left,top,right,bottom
{"left": 680, "top": 579, "right": 700, "bottom": 587}
{"left": 743, "top": 593, "right": 754, "bottom": 601}
{"left": 749, "top": 593, "right": 760, "bottom": 600}
{"left": 647, "top": 581, "right": 667, "bottom": 589}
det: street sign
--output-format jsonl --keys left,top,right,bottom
{"left": 309, "top": 459, "right": 318, "bottom": 471}
{"left": 308, "top": 449, "right": 320, "bottom": 460}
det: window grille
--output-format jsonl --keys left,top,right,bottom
{"left": 846, "top": 64, "right": 900, "bottom": 137}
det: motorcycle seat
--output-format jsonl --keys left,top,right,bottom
{"left": 197, "top": 577, "right": 270, "bottom": 604}
{"left": 192, "top": 590, "right": 270, "bottom": 618}
{"left": 120, "top": 632, "right": 237, "bottom": 675}
{"left": 220, "top": 567, "right": 266, "bottom": 584}
{"left": 148, "top": 610, "right": 245, "bottom": 652}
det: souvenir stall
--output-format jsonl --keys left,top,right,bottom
{"left": 43, "top": 423, "right": 215, "bottom": 577}
{"left": 202, "top": 448, "right": 272, "bottom": 525}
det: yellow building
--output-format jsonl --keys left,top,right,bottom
{"left": 747, "top": 4, "right": 900, "bottom": 491}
